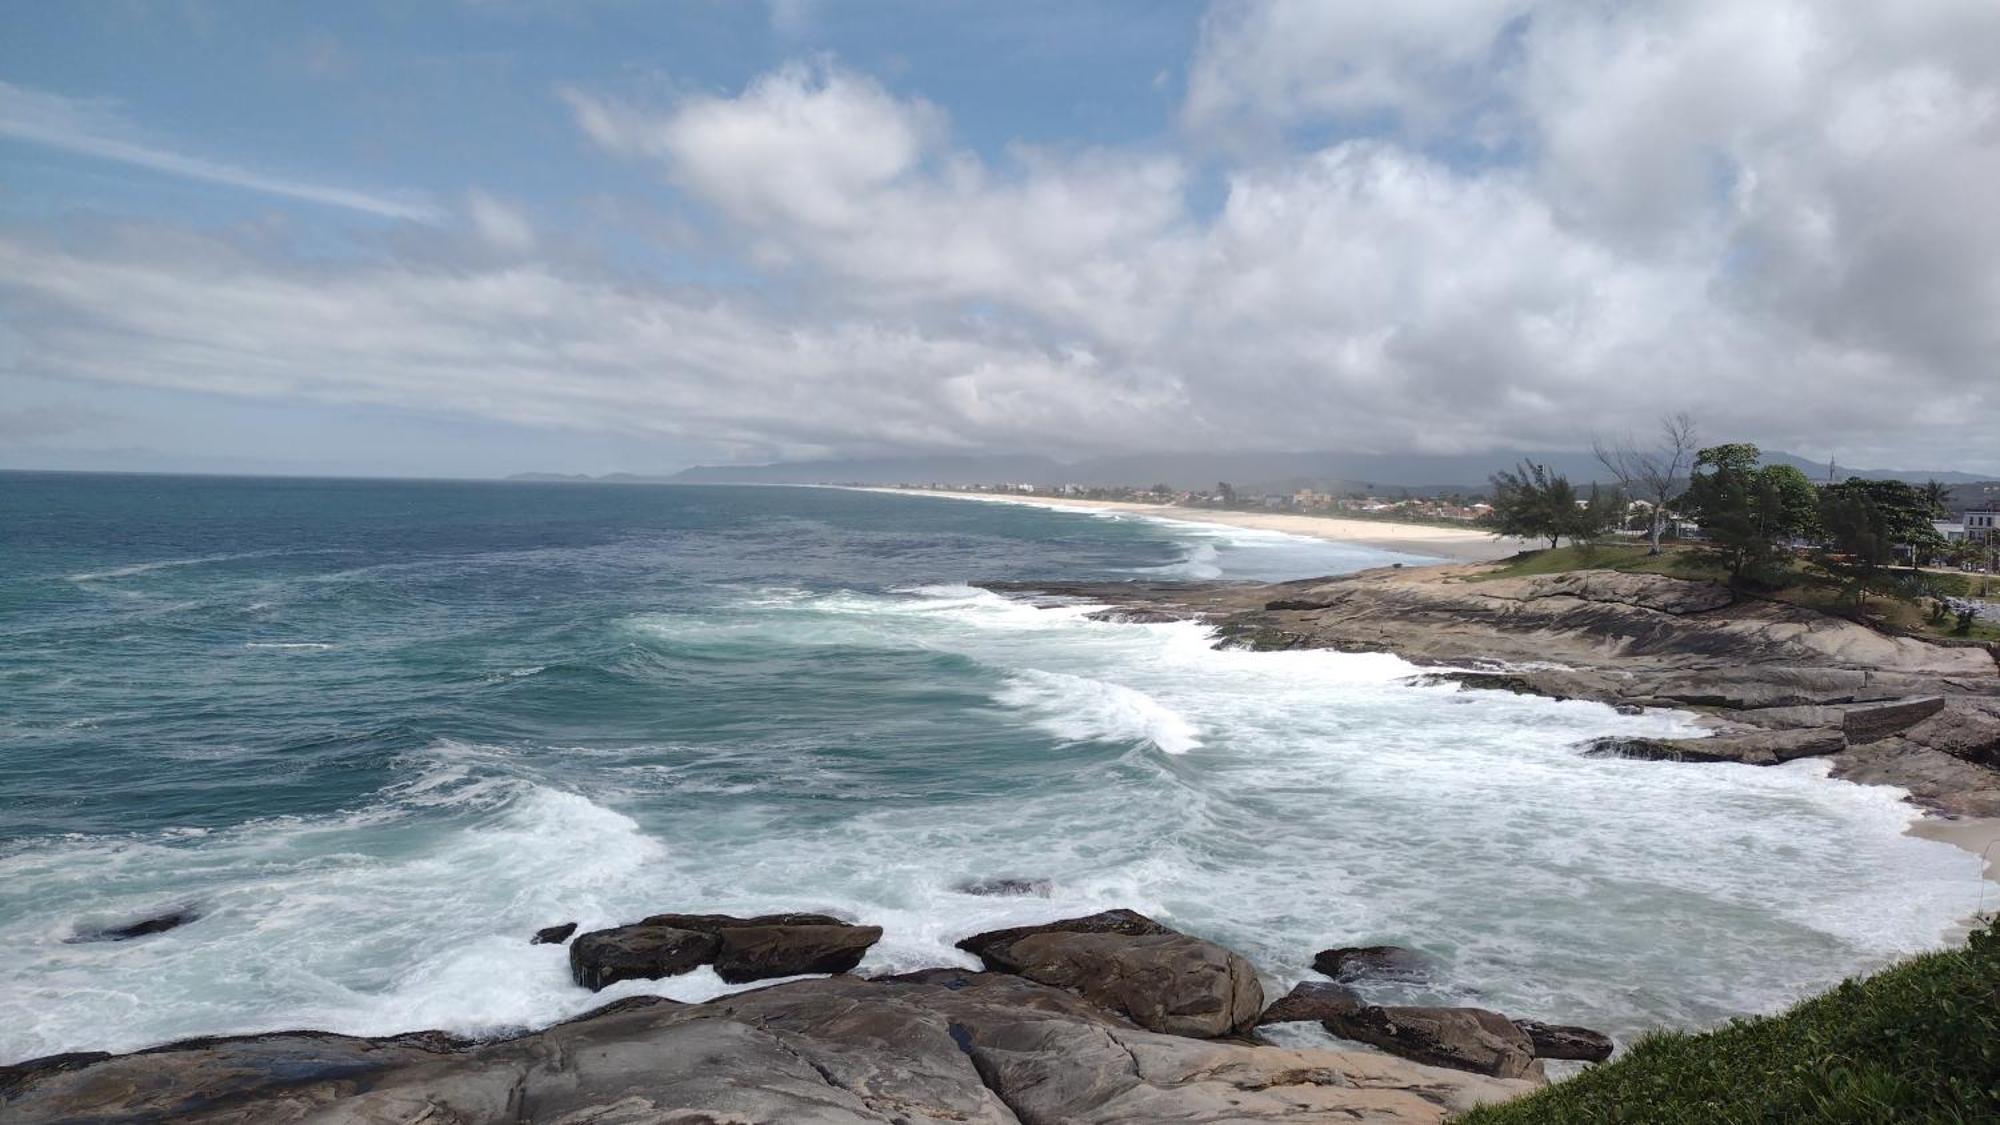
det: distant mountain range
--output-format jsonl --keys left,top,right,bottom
{"left": 512, "top": 449, "right": 1995, "bottom": 497}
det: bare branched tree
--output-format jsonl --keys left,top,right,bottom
{"left": 1592, "top": 412, "right": 1699, "bottom": 555}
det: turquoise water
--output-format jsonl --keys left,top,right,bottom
{"left": 0, "top": 473, "right": 1982, "bottom": 1062}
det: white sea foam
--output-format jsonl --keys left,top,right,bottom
{"left": 244, "top": 642, "right": 335, "bottom": 651}
{"left": 995, "top": 669, "right": 1202, "bottom": 754}
{"left": 1, "top": 582, "right": 1986, "bottom": 1067}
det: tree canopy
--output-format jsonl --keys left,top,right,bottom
{"left": 1484, "top": 461, "right": 1623, "bottom": 549}
{"left": 1679, "top": 443, "right": 1820, "bottom": 584}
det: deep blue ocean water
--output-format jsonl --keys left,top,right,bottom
{"left": 0, "top": 472, "right": 1983, "bottom": 1062}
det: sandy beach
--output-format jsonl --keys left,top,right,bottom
{"left": 864, "top": 488, "right": 1535, "bottom": 563}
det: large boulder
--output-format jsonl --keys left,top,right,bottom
{"left": 1513, "top": 1019, "right": 1615, "bottom": 1062}
{"left": 958, "top": 910, "right": 1262, "bottom": 1037}
{"left": 569, "top": 912, "right": 884, "bottom": 988}
{"left": 1312, "top": 944, "right": 1439, "bottom": 984}
{"left": 1323, "top": 1004, "right": 1542, "bottom": 1080}
{"left": 712, "top": 923, "right": 883, "bottom": 983}
{"left": 568, "top": 924, "right": 719, "bottom": 990}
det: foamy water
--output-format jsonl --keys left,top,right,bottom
{"left": 0, "top": 476, "right": 1984, "bottom": 1064}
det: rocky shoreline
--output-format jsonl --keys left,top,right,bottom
{"left": 5, "top": 908, "right": 1587, "bottom": 1123}
{"left": 993, "top": 566, "right": 2000, "bottom": 821}
{"left": 9, "top": 564, "right": 1995, "bottom": 1123}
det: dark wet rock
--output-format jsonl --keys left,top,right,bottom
{"left": 1584, "top": 727, "right": 1845, "bottom": 766}
{"left": 956, "top": 876, "right": 1053, "bottom": 897}
{"left": 529, "top": 921, "right": 577, "bottom": 945}
{"left": 1259, "top": 981, "right": 1365, "bottom": 1024}
{"left": 959, "top": 909, "right": 1263, "bottom": 1037}
{"left": 63, "top": 906, "right": 202, "bottom": 944}
{"left": 569, "top": 912, "right": 883, "bottom": 988}
{"left": 1323, "top": 1004, "right": 1543, "bottom": 1080}
{"left": 712, "top": 922, "right": 883, "bottom": 983}
{"left": 0, "top": 972, "right": 1536, "bottom": 1124}
{"left": 1513, "top": 1019, "right": 1615, "bottom": 1062}
{"left": 1313, "top": 944, "right": 1439, "bottom": 984}
{"left": 568, "top": 924, "right": 719, "bottom": 990}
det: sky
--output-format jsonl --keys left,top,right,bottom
{"left": 1, "top": 0, "right": 1997, "bottom": 479}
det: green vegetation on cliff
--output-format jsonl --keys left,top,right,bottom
{"left": 1458, "top": 918, "right": 2000, "bottom": 1124}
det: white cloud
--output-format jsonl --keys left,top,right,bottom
{"left": 0, "top": 80, "right": 439, "bottom": 221}
{"left": 465, "top": 191, "right": 537, "bottom": 253}
{"left": 6, "top": 2, "right": 2000, "bottom": 474}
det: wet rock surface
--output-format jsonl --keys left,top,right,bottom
{"left": 1513, "top": 1019, "right": 1616, "bottom": 1062}
{"left": 63, "top": 907, "right": 202, "bottom": 944}
{"left": 1313, "top": 944, "right": 1440, "bottom": 984}
{"left": 529, "top": 921, "right": 576, "bottom": 945}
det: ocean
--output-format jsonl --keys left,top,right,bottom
{"left": 0, "top": 472, "right": 1982, "bottom": 1063}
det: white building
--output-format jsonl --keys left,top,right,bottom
{"left": 1933, "top": 520, "right": 1966, "bottom": 543}
{"left": 1967, "top": 510, "right": 2000, "bottom": 544}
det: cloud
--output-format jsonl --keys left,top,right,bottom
{"left": 6, "top": 2, "right": 1999, "bottom": 474}
{"left": 465, "top": 191, "right": 537, "bottom": 252}
{"left": 0, "top": 80, "right": 439, "bottom": 221}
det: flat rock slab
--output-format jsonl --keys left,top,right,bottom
{"left": 1586, "top": 727, "right": 1846, "bottom": 766}
{"left": 1, "top": 973, "right": 1537, "bottom": 1124}
{"left": 1843, "top": 696, "right": 1947, "bottom": 743}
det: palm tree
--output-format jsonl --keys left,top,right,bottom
{"left": 1919, "top": 479, "right": 1953, "bottom": 518}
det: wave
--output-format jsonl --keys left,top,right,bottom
{"left": 244, "top": 642, "right": 335, "bottom": 651}
{"left": 994, "top": 668, "right": 1202, "bottom": 754}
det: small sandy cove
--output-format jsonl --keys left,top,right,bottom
{"left": 863, "top": 488, "right": 1534, "bottom": 562}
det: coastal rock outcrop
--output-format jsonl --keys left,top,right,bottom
{"left": 568, "top": 911, "right": 883, "bottom": 990}
{"left": 957, "top": 909, "right": 1264, "bottom": 1037}
{"left": 0, "top": 971, "right": 1536, "bottom": 1124}
{"left": 1512, "top": 1019, "right": 1616, "bottom": 1062}
{"left": 1322, "top": 1003, "right": 1543, "bottom": 1080}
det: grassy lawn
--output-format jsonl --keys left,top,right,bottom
{"left": 1472, "top": 544, "right": 2000, "bottom": 643}
{"left": 1470, "top": 542, "right": 1726, "bottom": 582}
{"left": 1457, "top": 919, "right": 2000, "bottom": 1124}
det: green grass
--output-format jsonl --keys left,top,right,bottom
{"left": 1457, "top": 918, "right": 2000, "bottom": 1124}
{"left": 1469, "top": 542, "right": 1724, "bottom": 582}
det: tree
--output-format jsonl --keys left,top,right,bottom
{"left": 1484, "top": 461, "right": 1618, "bottom": 549}
{"left": 1680, "top": 444, "right": 1819, "bottom": 586}
{"left": 1919, "top": 479, "right": 1953, "bottom": 518}
{"left": 1593, "top": 412, "right": 1699, "bottom": 555}
{"left": 1816, "top": 478, "right": 1948, "bottom": 605}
